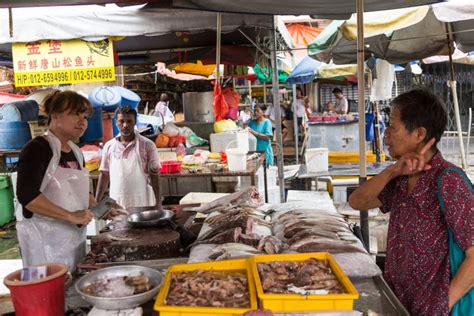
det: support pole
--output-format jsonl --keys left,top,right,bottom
{"left": 446, "top": 24, "right": 467, "bottom": 170}
{"left": 292, "top": 85, "right": 299, "bottom": 164}
{"left": 215, "top": 13, "right": 222, "bottom": 85}
{"left": 356, "top": 0, "right": 369, "bottom": 251}
{"left": 270, "top": 16, "right": 285, "bottom": 203}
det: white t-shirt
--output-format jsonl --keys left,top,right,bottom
{"left": 295, "top": 99, "right": 306, "bottom": 118}
{"left": 265, "top": 105, "right": 285, "bottom": 127}
{"left": 334, "top": 97, "right": 348, "bottom": 114}
{"left": 154, "top": 101, "right": 174, "bottom": 124}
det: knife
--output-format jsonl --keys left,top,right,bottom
{"left": 91, "top": 196, "right": 120, "bottom": 219}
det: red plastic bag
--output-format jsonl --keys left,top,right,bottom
{"left": 168, "top": 135, "right": 186, "bottom": 147}
{"left": 213, "top": 84, "right": 228, "bottom": 121}
{"left": 213, "top": 84, "right": 241, "bottom": 121}
{"left": 223, "top": 87, "right": 240, "bottom": 120}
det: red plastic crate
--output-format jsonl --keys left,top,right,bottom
{"left": 160, "top": 161, "right": 182, "bottom": 173}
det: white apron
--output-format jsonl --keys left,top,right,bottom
{"left": 109, "top": 133, "right": 156, "bottom": 208}
{"left": 17, "top": 132, "right": 89, "bottom": 270}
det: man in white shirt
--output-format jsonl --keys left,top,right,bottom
{"left": 96, "top": 106, "right": 161, "bottom": 209}
{"left": 332, "top": 88, "right": 348, "bottom": 114}
{"left": 265, "top": 103, "right": 288, "bottom": 141}
{"left": 154, "top": 93, "right": 175, "bottom": 125}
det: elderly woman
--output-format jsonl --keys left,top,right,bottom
{"left": 16, "top": 91, "right": 95, "bottom": 270}
{"left": 349, "top": 89, "right": 474, "bottom": 315}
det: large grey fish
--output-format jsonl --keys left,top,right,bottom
{"left": 186, "top": 187, "right": 262, "bottom": 214}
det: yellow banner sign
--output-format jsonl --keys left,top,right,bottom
{"left": 13, "top": 39, "right": 115, "bottom": 87}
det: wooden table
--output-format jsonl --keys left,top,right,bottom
{"left": 89, "top": 154, "right": 269, "bottom": 202}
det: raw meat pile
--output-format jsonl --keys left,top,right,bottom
{"left": 81, "top": 274, "right": 151, "bottom": 297}
{"left": 166, "top": 270, "right": 250, "bottom": 308}
{"left": 257, "top": 258, "right": 345, "bottom": 295}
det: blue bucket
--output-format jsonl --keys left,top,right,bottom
{"left": 112, "top": 115, "right": 119, "bottom": 136}
{"left": 80, "top": 104, "right": 103, "bottom": 143}
{"left": 0, "top": 121, "right": 32, "bottom": 149}
{"left": 89, "top": 86, "right": 121, "bottom": 112}
{"left": 0, "top": 100, "right": 39, "bottom": 122}
{"left": 112, "top": 86, "right": 141, "bottom": 109}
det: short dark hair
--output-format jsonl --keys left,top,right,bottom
{"left": 43, "top": 90, "right": 92, "bottom": 125}
{"left": 332, "top": 88, "right": 343, "bottom": 94}
{"left": 115, "top": 106, "right": 137, "bottom": 121}
{"left": 391, "top": 89, "right": 447, "bottom": 144}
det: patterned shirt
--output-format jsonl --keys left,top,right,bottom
{"left": 100, "top": 134, "right": 160, "bottom": 174}
{"left": 378, "top": 151, "right": 473, "bottom": 315}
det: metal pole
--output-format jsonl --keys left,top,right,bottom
{"left": 215, "top": 13, "right": 222, "bottom": 84}
{"left": 290, "top": 55, "right": 299, "bottom": 164}
{"left": 292, "top": 85, "right": 299, "bottom": 165}
{"left": 446, "top": 23, "right": 467, "bottom": 170}
{"left": 357, "top": 0, "right": 369, "bottom": 251}
{"left": 270, "top": 16, "right": 285, "bottom": 203}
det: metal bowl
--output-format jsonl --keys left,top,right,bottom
{"left": 127, "top": 209, "right": 175, "bottom": 228}
{"left": 75, "top": 265, "right": 163, "bottom": 310}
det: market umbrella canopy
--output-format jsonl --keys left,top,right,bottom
{"left": 147, "top": 0, "right": 441, "bottom": 19}
{"left": 286, "top": 55, "right": 321, "bottom": 84}
{"left": 308, "top": 2, "right": 474, "bottom": 64}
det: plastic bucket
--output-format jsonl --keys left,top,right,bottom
{"left": 89, "top": 86, "right": 121, "bottom": 112}
{"left": 226, "top": 140, "right": 248, "bottom": 172}
{"left": 0, "top": 100, "right": 39, "bottom": 122}
{"left": 80, "top": 105, "right": 103, "bottom": 143}
{"left": 0, "top": 121, "right": 32, "bottom": 149}
{"left": 4, "top": 263, "right": 68, "bottom": 316}
{"left": 0, "top": 175, "right": 14, "bottom": 226}
{"left": 305, "top": 147, "right": 329, "bottom": 173}
{"left": 112, "top": 86, "right": 141, "bottom": 109}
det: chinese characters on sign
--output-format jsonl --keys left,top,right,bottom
{"left": 13, "top": 39, "right": 115, "bottom": 87}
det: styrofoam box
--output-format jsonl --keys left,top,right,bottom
{"left": 260, "top": 186, "right": 281, "bottom": 205}
{"left": 333, "top": 186, "right": 348, "bottom": 203}
{"left": 305, "top": 147, "right": 329, "bottom": 173}
{"left": 240, "top": 166, "right": 278, "bottom": 191}
{"left": 210, "top": 131, "right": 249, "bottom": 153}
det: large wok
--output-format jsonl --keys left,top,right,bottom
{"left": 75, "top": 265, "right": 163, "bottom": 310}
{"left": 126, "top": 207, "right": 196, "bottom": 247}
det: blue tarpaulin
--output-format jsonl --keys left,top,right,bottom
{"left": 286, "top": 56, "right": 322, "bottom": 84}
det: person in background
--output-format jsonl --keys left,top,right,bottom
{"left": 304, "top": 96, "right": 312, "bottom": 118}
{"left": 16, "top": 91, "right": 95, "bottom": 270}
{"left": 332, "top": 88, "right": 348, "bottom": 114}
{"left": 265, "top": 102, "right": 288, "bottom": 142}
{"left": 295, "top": 87, "right": 307, "bottom": 141}
{"left": 96, "top": 106, "right": 161, "bottom": 209}
{"left": 154, "top": 93, "right": 175, "bottom": 125}
{"left": 349, "top": 89, "right": 474, "bottom": 315}
{"left": 238, "top": 104, "right": 251, "bottom": 127}
{"left": 247, "top": 105, "right": 273, "bottom": 167}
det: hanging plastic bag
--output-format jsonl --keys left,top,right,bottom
{"left": 222, "top": 87, "right": 240, "bottom": 120}
{"left": 213, "top": 84, "right": 228, "bottom": 121}
{"left": 365, "top": 112, "right": 375, "bottom": 142}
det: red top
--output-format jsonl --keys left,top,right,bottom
{"left": 378, "top": 151, "right": 473, "bottom": 316}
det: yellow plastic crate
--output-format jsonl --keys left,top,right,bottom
{"left": 250, "top": 252, "right": 359, "bottom": 312}
{"left": 154, "top": 259, "right": 258, "bottom": 316}
{"left": 329, "top": 151, "right": 385, "bottom": 164}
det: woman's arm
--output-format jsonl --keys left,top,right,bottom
{"left": 449, "top": 246, "right": 474, "bottom": 310}
{"left": 26, "top": 194, "right": 93, "bottom": 225}
{"left": 247, "top": 127, "right": 271, "bottom": 140}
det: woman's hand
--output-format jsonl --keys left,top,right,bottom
{"left": 389, "top": 138, "right": 435, "bottom": 177}
{"left": 68, "top": 209, "right": 94, "bottom": 225}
